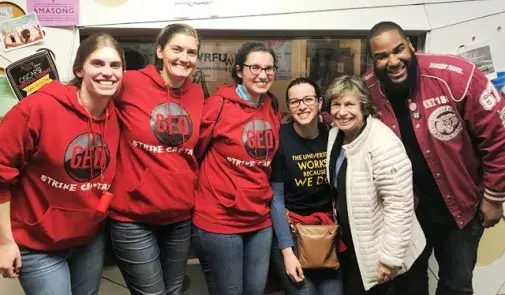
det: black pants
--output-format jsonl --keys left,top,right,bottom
{"left": 339, "top": 251, "right": 393, "bottom": 295}
{"left": 397, "top": 214, "right": 484, "bottom": 295}
{"left": 340, "top": 214, "right": 483, "bottom": 295}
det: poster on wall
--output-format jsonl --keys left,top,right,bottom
{"left": 173, "top": 0, "right": 219, "bottom": 20}
{"left": 27, "top": 0, "right": 79, "bottom": 26}
{"left": 266, "top": 40, "right": 292, "bottom": 80}
{"left": 196, "top": 40, "right": 292, "bottom": 82}
{"left": 0, "top": 13, "right": 44, "bottom": 52}
{"left": 5, "top": 49, "right": 59, "bottom": 100}
{"left": 457, "top": 42, "right": 497, "bottom": 80}
{"left": 196, "top": 40, "right": 241, "bottom": 83}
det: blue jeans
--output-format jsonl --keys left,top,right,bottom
{"left": 270, "top": 243, "right": 343, "bottom": 295}
{"left": 110, "top": 219, "right": 191, "bottom": 295}
{"left": 192, "top": 225, "right": 273, "bottom": 295}
{"left": 18, "top": 230, "right": 105, "bottom": 295}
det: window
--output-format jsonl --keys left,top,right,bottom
{"left": 106, "top": 32, "right": 422, "bottom": 113}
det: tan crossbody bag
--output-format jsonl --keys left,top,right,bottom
{"left": 289, "top": 201, "right": 340, "bottom": 269}
{"left": 294, "top": 223, "right": 340, "bottom": 269}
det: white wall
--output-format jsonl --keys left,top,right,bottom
{"left": 80, "top": 0, "right": 427, "bottom": 29}
{"left": 425, "top": 0, "right": 505, "bottom": 29}
{"left": 82, "top": 5, "right": 429, "bottom": 31}
{"left": 426, "top": 12, "right": 505, "bottom": 71}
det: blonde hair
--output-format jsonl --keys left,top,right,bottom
{"left": 325, "top": 75, "right": 377, "bottom": 117}
{"left": 154, "top": 23, "right": 200, "bottom": 71}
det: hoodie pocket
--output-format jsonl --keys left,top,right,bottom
{"left": 123, "top": 168, "right": 195, "bottom": 219}
{"left": 24, "top": 206, "right": 104, "bottom": 246}
{"left": 216, "top": 185, "right": 272, "bottom": 220}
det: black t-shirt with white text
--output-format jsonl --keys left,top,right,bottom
{"left": 270, "top": 121, "right": 332, "bottom": 215}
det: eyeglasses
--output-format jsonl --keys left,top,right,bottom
{"left": 243, "top": 64, "right": 276, "bottom": 75}
{"left": 287, "top": 95, "right": 318, "bottom": 108}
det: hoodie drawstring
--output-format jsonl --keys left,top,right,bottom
{"left": 78, "top": 96, "right": 109, "bottom": 184}
{"left": 99, "top": 108, "right": 108, "bottom": 181}
{"left": 86, "top": 118, "right": 95, "bottom": 182}
{"left": 166, "top": 80, "right": 186, "bottom": 149}
{"left": 259, "top": 97, "right": 272, "bottom": 161}
{"left": 179, "top": 87, "right": 185, "bottom": 148}
{"left": 85, "top": 112, "right": 108, "bottom": 183}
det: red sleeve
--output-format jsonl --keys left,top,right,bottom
{"left": 0, "top": 192, "right": 10, "bottom": 203}
{"left": 0, "top": 106, "right": 36, "bottom": 203}
{"left": 463, "top": 68, "right": 505, "bottom": 203}
{"left": 114, "top": 71, "right": 133, "bottom": 105}
{"left": 194, "top": 95, "right": 224, "bottom": 160}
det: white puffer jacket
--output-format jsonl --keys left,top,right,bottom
{"left": 326, "top": 116, "right": 426, "bottom": 291}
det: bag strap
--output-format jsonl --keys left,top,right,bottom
{"left": 285, "top": 209, "right": 296, "bottom": 233}
{"left": 331, "top": 197, "right": 338, "bottom": 225}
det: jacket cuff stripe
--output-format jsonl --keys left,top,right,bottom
{"left": 484, "top": 191, "right": 505, "bottom": 202}
{"left": 485, "top": 189, "right": 505, "bottom": 197}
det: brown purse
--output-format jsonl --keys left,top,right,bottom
{"left": 294, "top": 223, "right": 340, "bottom": 269}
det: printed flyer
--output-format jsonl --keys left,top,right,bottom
{"left": 5, "top": 49, "right": 59, "bottom": 100}
{"left": 0, "top": 13, "right": 44, "bottom": 52}
{"left": 27, "top": 0, "right": 79, "bottom": 26}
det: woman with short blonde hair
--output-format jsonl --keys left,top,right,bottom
{"left": 326, "top": 75, "right": 425, "bottom": 294}
{"left": 326, "top": 75, "right": 377, "bottom": 118}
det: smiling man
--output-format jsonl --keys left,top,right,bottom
{"left": 363, "top": 21, "right": 505, "bottom": 295}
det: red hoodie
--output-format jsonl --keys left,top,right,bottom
{"left": 193, "top": 84, "right": 280, "bottom": 234}
{"left": 110, "top": 65, "right": 204, "bottom": 225}
{"left": 0, "top": 81, "right": 119, "bottom": 251}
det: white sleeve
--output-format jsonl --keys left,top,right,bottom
{"left": 372, "top": 133, "right": 415, "bottom": 267}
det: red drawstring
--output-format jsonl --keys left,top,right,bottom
{"left": 262, "top": 97, "right": 271, "bottom": 160}
{"left": 99, "top": 106, "right": 108, "bottom": 181}
{"left": 178, "top": 81, "right": 185, "bottom": 147}
{"left": 87, "top": 118, "right": 95, "bottom": 182}
{"left": 167, "top": 79, "right": 185, "bottom": 148}
{"left": 78, "top": 92, "right": 108, "bottom": 183}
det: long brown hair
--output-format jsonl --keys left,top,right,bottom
{"left": 68, "top": 33, "right": 125, "bottom": 88}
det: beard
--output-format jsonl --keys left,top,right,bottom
{"left": 374, "top": 49, "right": 418, "bottom": 94}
